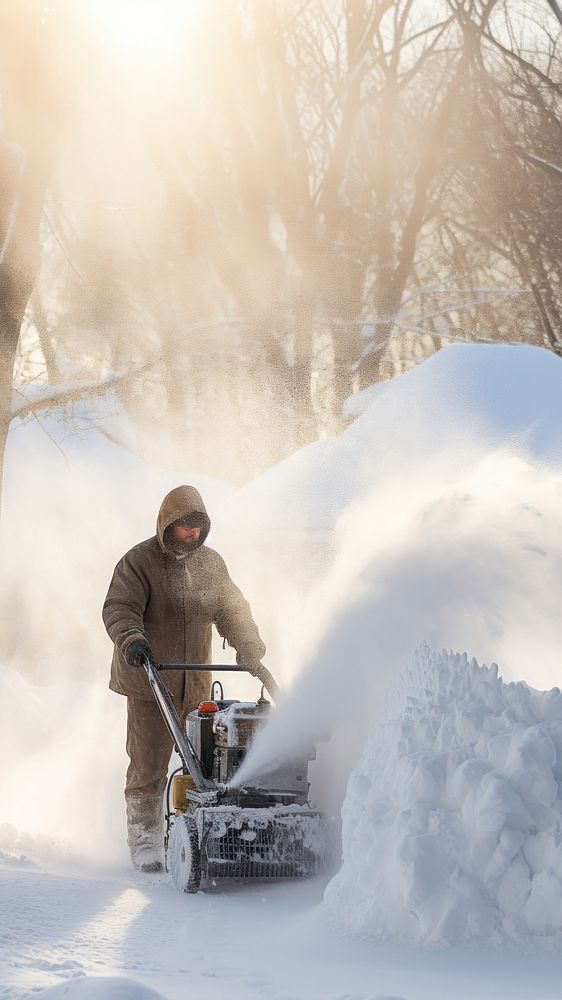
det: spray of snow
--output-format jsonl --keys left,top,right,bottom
{"left": 0, "top": 663, "right": 129, "bottom": 865}
{"left": 231, "top": 448, "right": 562, "bottom": 797}
{"left": 325, "top": 644, "right": 562, "bottom": 946}
{"left": 0, "top": 399, "right": 232, "bottom": 684}
{"left": 224, "top": 344, "right": 562, "bottom": 839}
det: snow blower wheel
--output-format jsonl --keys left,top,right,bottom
{"left": 142, "top": 658, "right": 326, "bottom": 892}
{"left": 168, "top": 813, "right": 201, "bottom": 893}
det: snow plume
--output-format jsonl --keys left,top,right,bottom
{"left": 325, "top": 645, "right": 562, "bottom": 947}
{"left": 227, "top": 344, "right": 562, "bottom": 807}
{"left": 230, "top": 447, "right": 562, "bottom": 799}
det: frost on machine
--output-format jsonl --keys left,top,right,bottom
{"left": 142, "top": 657, "right": 326, "bottom": 893}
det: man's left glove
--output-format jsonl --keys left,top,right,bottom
{"left": 125, "top": 638, "right": 156, "bottom": 669}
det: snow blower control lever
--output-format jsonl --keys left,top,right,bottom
{"left": 139, "top": 657, "right": 326, "bottom": 891}
{"left": 159, "top": 661, "right": 280, "bottom": 702}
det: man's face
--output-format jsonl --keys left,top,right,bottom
{"left": 172, "top": 524, "right": 202, "bottom": 546}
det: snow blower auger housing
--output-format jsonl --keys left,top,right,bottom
{"left": 141, "top": 659, "right": 326, "bottom": 893}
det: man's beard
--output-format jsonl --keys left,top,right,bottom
{"left": 168, "top": 538, "right": 197, "bottom": 557}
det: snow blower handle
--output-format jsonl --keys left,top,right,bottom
{"left": 157, "top": 663, "right": 281, "bottom": 703}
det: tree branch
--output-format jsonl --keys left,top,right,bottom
{"left": 11, "top": 366, "right": 150, "bottom": 422}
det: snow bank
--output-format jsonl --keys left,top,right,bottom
{"left": 325, "top": 645, "right": 562, "bottom": 946}
{"left": 34, "top": 976, "right": 167, "bottom": 998}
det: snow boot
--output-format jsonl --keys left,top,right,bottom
{"left": 126, "top": 794, "right": 165, "bottom": 872}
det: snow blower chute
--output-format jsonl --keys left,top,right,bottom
{"left": 141, "top": 658, "right": 326, "bottom": 892}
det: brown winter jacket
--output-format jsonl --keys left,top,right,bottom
{"left": 102, "top": 485, "right": 266, "bottom": 703}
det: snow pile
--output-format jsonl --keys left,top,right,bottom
{"left": 325, "top": 645, "right": 562, "bottom": 946}
{"left": 32, "top": 976, "right": 168, "bottom": 998}
{"left": 0, "top": 822, "right": 66, "bottom": 867}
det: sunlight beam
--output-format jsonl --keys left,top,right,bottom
{"left": 88, "top": 0, "right": 190, "bottom": 60}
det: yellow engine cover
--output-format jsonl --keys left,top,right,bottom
{"left": 172, "top": 773, "right": 196, "bottom": 812}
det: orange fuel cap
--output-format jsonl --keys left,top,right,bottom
{"left": 198, "top": 700, "right": 219, "bottom": 716}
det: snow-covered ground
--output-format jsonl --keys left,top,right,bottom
{"left": 5, "top": 852, "right": 562, "bottom": 1000}
{"left": 2, "top": 343, "right": 562, "bottom": 998}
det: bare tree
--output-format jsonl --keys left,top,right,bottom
{"left": 0, "top": 0, "right": 86, "bottom": 511}
{"left": 24, "top": 0, "right": 562, "bottom": 486}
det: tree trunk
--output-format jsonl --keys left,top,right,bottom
{"left": 0, "top": 166, "right": 44, "bottom": 518}
{"left": 0, "top": 306, "right": 27, "bottom": 519}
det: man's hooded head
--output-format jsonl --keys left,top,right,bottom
{"left": 157, "top": 485, "right": 211, "bottom": 557}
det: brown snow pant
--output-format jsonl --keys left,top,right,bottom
{"left": 125, "top": 679, "right": 209, "bottom": 799}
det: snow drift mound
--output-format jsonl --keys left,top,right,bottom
{"left": 33, "top": 976, "right": 167, "bottom": 998}
{"left": 325, "top": 645, "right": 562, "bottom": 947}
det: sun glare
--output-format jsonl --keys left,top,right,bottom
{"left": 89, "top": 0, "right": 189, "bottom": 60}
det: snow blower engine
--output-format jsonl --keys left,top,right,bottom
{"left": 142, "top": 659, "right": 326, "bottom": 892}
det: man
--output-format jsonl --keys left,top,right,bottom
{"left": 102, "top": 484, "right": 266, "bottom": 872}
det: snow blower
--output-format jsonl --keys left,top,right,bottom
{"left": 141, "top": 658, "right": 326, "bottom": 892}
